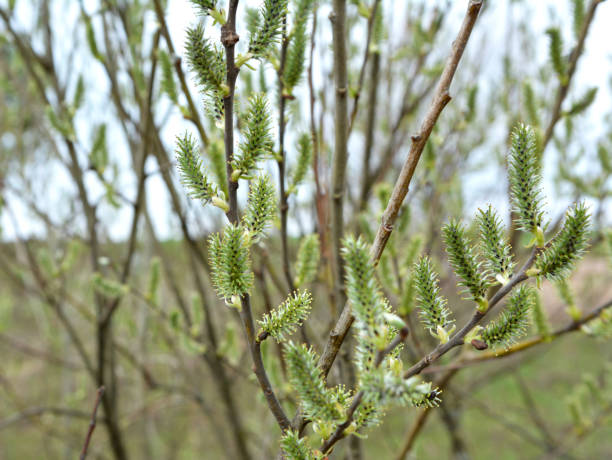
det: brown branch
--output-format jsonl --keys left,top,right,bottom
{"left": 358, "top": 49, "right": 381, "bottom": 211}
{"left": 330, "top": 0, "right": 350, "bottom": 308}
{"left": 220, "top": 0, "right": 290, "bottom": 433}
{"left": 79, "top": 386, "right": 105, "bottom": 460}
{"left": 309, "top": 0, "right": 483, "bottom": 393}
{"left": 277, "top": 17, "right": 295, "bottom": 293}
{"left": 425, "top": 296, "right": 612, "bottom": 374}
{"left": 370, "top": 0, "right": 483, "bottom": 262}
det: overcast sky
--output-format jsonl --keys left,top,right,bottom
{"left": 1, "top": 0, "right": 611, "bottom": 241}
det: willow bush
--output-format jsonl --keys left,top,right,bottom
{"left": 0, "top": 0, "right": 611, "bottom": 459}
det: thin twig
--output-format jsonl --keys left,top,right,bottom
{"left": 347, "top": 0, "right": 382, "bottom": 135}
{"left": 79, "top": 386, "right": 105, "bottom": 460}
{"left": 541, "top": 0, "right": 604, "bottom": 148}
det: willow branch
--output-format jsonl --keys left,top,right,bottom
{"left": 402, "top": 247, "right": 538, "bottom": 380}
{"left": 220, "top": 0, "right": 290, "bottom": 432}
{"left": 310, "top": 0, "right": 483, "bottom": 389}
{"left": 424, "top": 296, "right": 612, "bottom": 374}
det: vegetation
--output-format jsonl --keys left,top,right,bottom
{"left": 0, "top": 0, "right": 611, "bottom": 458}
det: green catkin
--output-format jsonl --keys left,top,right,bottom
{"left": 283, "top": 0, "right": 314, "bottom": 94}
{"left": 341, "top": 236, "right": 386, "bottom": 333}
{"left": 414, "top": 256, "right": 454, "bottom": 336}
{"left": 232, "top": 93, "right": 274, "bottom": 180}
{"left": 185, "top": 24, "right": 226, "bottom": 93}
{"left": 243, "top": 174, "right": 277, "bottom": 241}
{"left": 175, "top": 133, "right": 219, "bottom": 206}
{"left": 285, "top": 342, "right": 344, "bottom": 422}
{"left": 146, "top": 257, "right": 161, "bottom": 305}
{"left": 259, "top": 290, "right": 312, "bottom": 342}
{"left": 208, "top": 224, "right": 254, "bottom": 302}
{"left": 294, "top": 234, "right": 320, "bottom": 288}
{"left": 571, "top": 0, "right": 585, "bottom": 39}
{"left": 92, "top": 272, "right": 128, "bottom": 298}
{"left": 522, "top": 81, "right": 539, "bottom": 127}
{"left": 534, "top": 202, "right": 590, "bottom": 281}
{"left": 248, "top": 0, "right": 289, "bottom": 59}
{"left": 545, "top": 27, "right": 567, "bottom": 82}
{"left": 288, "top": 133, "right": 313, "bottom": 193}
{"left": 442, "top": 219, "right": 489, "bottom": 308}
{"left": 90, "top": 124, "right": 108, "bottom": 174}
{"left": 208, "top": 139, "right": 228, "bottom": 197}
{"left": 555, "top": 277, "right": 581, "bottom": 320}
{"left": 280, "top": 430, "right": 314, "bottom": 460}
{"left": 530, "top": 290, "right": 551, "bottom": 339}
{"left": 159, "top": 49, "right": 178, "bottom": 104}
{"left": 508, "top": 123, "right": 546, "bottom": 241}
{"left": 190, "top": 0, "right": 217, "bottom": 15}
{"left": 567, "top": 87, "right": 597, "bottom": 116}
{"left": 476, "top": 205, "right": 515, "bottom": 284}
{"left": 185, "top": 24, "right": 226, "bottom": 118}
{"left": 482, "top": 285, "right": 532, "bottom": 349}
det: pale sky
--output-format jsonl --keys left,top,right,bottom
{"left": 1, "top": 0, "right": 611, "bottom": 241}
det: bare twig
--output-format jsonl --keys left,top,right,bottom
{"left": 330, "top": 0, "right": 350, "bottom": 305}
{"left": 79, "top": 386, "right": 105, "bottom": 460}
{"left": 347, "top": 0, "right": 382, "bottom": 135}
